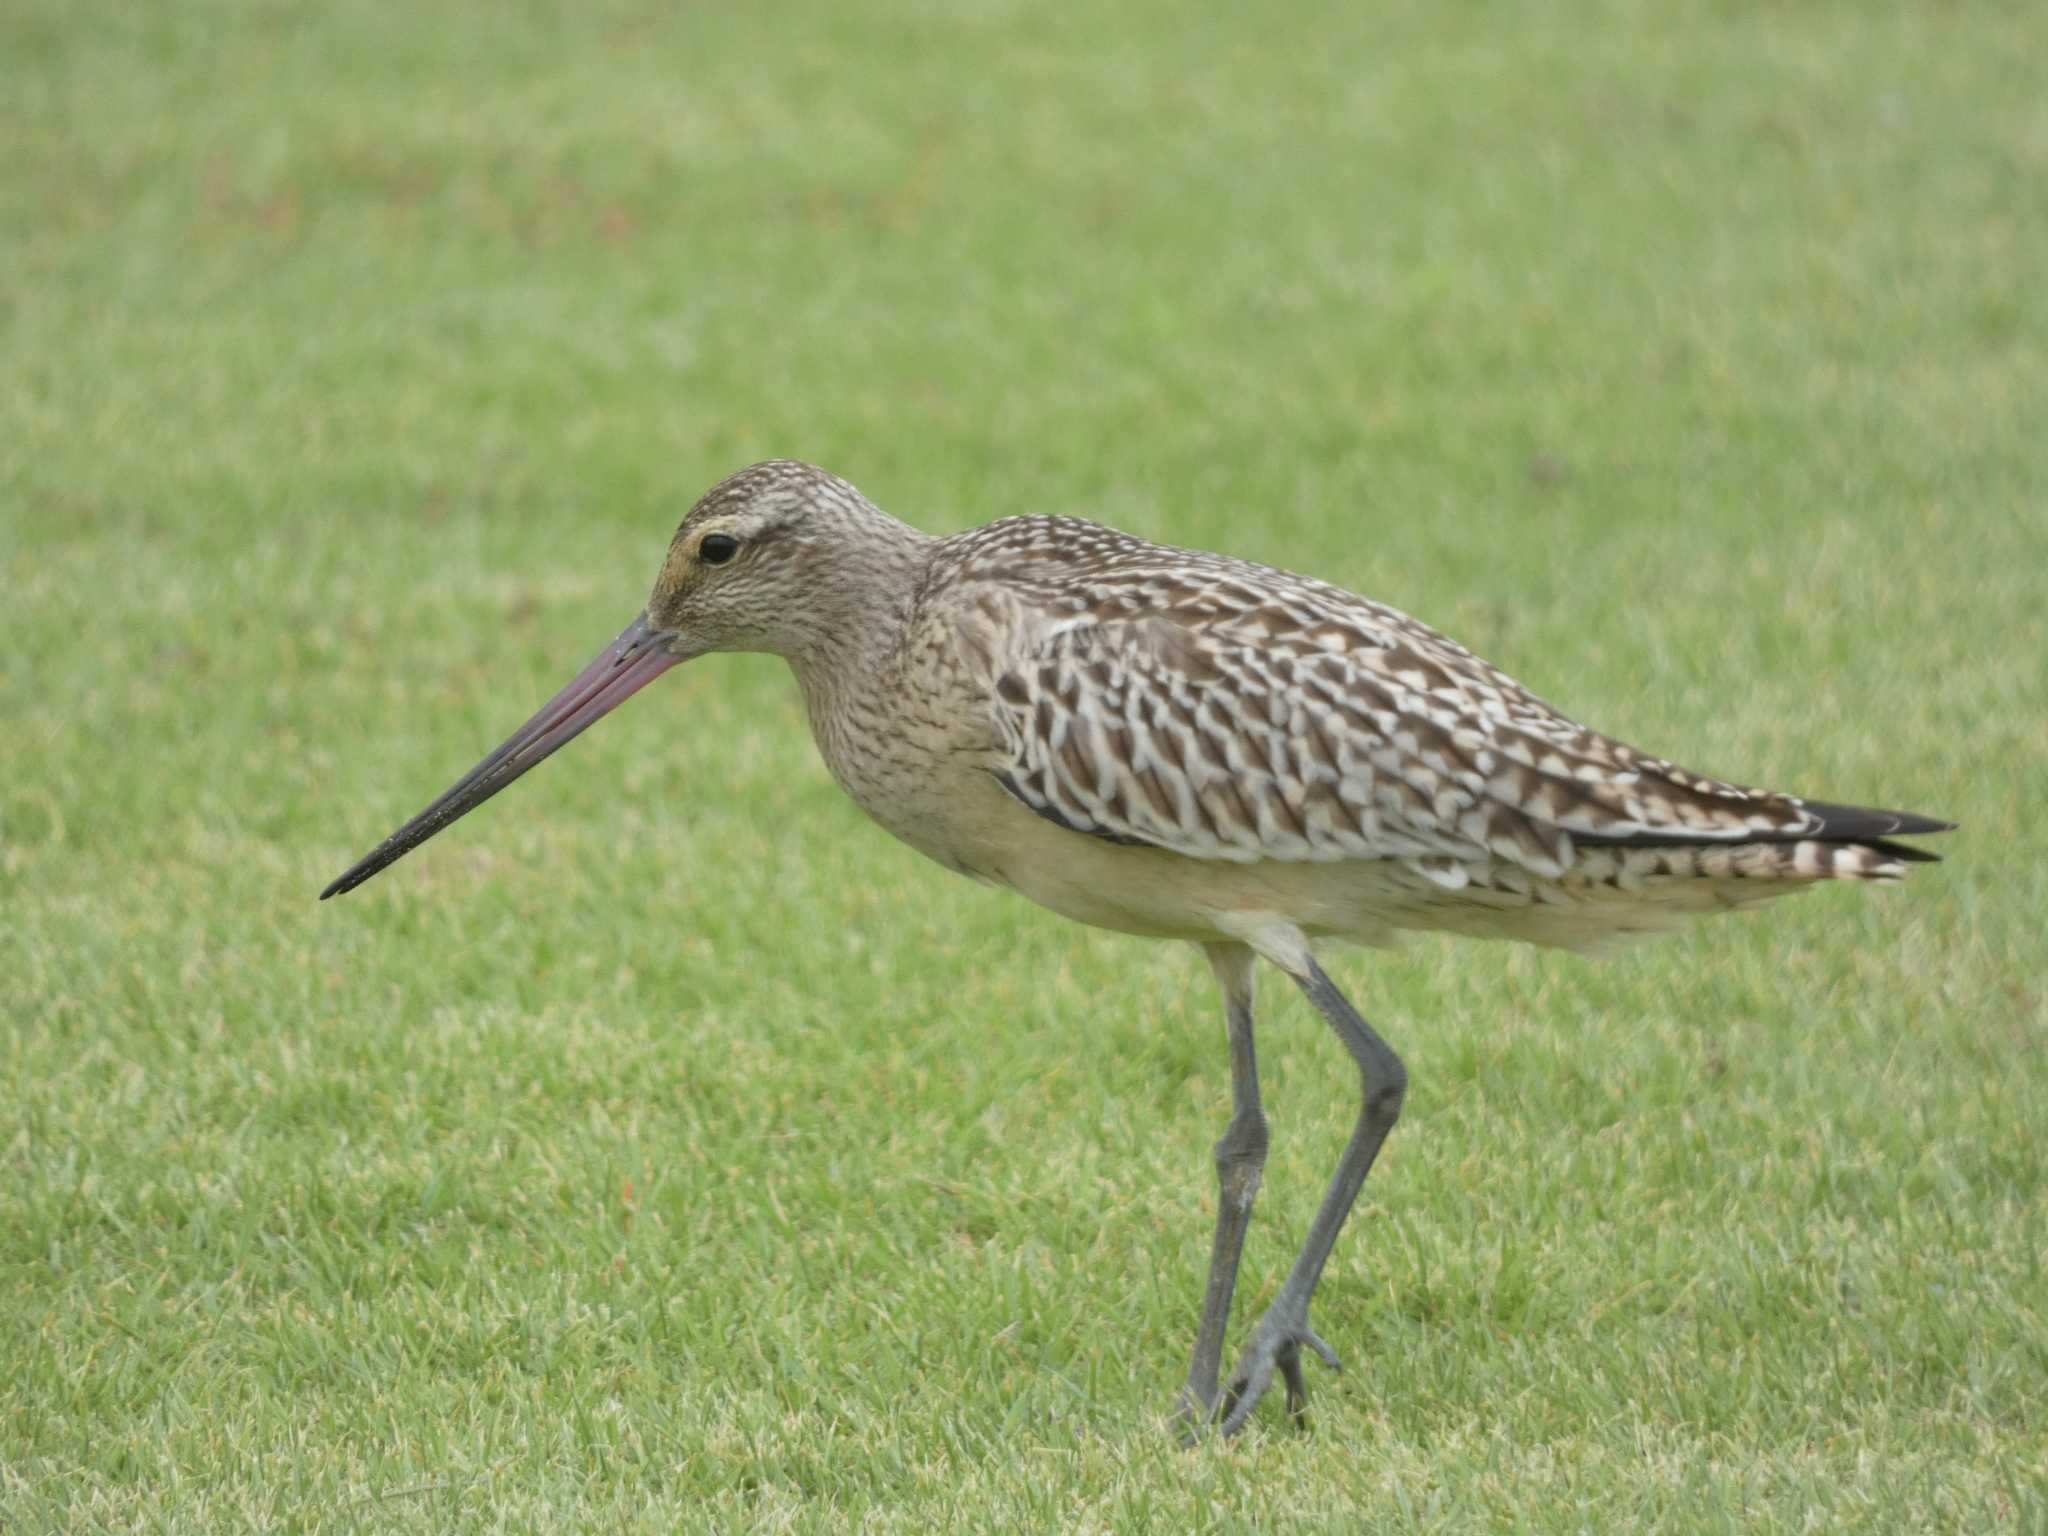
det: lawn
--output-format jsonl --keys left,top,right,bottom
{"left": 4, "top": 0, "right": 2044, "bottom": 1529}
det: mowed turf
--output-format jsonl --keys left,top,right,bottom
{"left": 4, "top": 0, "right": 2044, "bottom": 1529}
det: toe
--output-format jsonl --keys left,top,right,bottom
{"left": 1303, "top": 1327, "right": 1342, "bottom": 1372}
{"left": 1219, "top": 1358, "right": 1277, "bottom": 1436}
{"left": 1279, "top": 1347, "right": 1309, "bottom": 1421}
{"left": 1171, "top": 1386, "right": 1219, "bottom": 1444}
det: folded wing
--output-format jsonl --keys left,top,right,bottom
{"left": 986, "top": 588, "right": 1947, "bottom": 880}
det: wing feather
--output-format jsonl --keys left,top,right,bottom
{"left": 950, "top": 515, "right": 1950, "bottom": 875}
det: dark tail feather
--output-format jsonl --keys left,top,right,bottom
{"left": 1575, "top": 798, "right": 1954, "bottom": 861}
{"left": 1793, "top": 800, "right": 1956, "bottom": 844}
{"left": 1860, "top": 836, "right": 1945, "bottom": 864}
{"left": 1797, "top": 800, "right": 1954, "bottom": 862}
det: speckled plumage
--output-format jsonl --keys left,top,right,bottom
{"left": 327, "top": 458, "right": 1951, "bottom": 1436}
{"left": 645, "top": 461, "right": 1944, "bottom": 959}
{"left": 958, "top": 515, "right": 1930, "bottom": 891}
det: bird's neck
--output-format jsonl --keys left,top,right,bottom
{"left": 782, "top": 518, "right": 934, "bottom": 724}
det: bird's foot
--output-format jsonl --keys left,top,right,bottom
{"left": 1170, "top": 1385, "right": 1220, "bottom": 1445}
{"left": 1217, "top": 1310, "right": 1341, "bottom": 1435}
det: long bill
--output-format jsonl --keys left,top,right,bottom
{"left": 321, "top": 612, "right": 682, "bottom": 900}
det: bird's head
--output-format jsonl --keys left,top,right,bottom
{"left": 646, "top": 459, "right": 909, "bottom": 662}
{"left": 320, "top": 458, "right": 920, "bottom": 900}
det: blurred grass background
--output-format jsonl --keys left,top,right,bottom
{"left": 4, "top": 1, "right": 2044, "bottom": 1530}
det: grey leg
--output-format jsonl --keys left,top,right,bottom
{"left": 1176, "top": 941, "right": 1269, "bottom": 1433}
{"left": 1219, "top": 955, "right": 1406, "bottom": 1435}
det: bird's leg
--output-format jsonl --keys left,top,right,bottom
{"left": 1175, "top": 941, "right": 1269, "bottom": 1435}
{"left": 1219, "top": 955, "right": 1406, "bottom": 1435}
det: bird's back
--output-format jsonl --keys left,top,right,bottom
{"left": 908, "top": 514, "right": 1947, "bottom": 951}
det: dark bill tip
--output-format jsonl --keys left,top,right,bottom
{"left": 321, "top": 612, "right": 682, "bottom": 900}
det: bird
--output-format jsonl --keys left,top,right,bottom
{"left": 322, "top": 459, "right": 1952, "bottom": 1435}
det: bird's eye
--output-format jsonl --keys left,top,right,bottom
{"left": 699, "top": 534, "right": 740, "bottom": 566}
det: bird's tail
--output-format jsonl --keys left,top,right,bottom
{"left": 1570, "top": 798, "right": 1954, "bottom": 884}
{"left": 1570, "top": 836, "right": 1936, "bottom": 887}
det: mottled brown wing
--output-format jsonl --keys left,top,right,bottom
{"left": 987, "top": 607, "right": 1848, "bottom": 879}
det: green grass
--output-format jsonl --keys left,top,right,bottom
{"left": 5, "top": 0, "right": 2045, "bottom": 1529}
